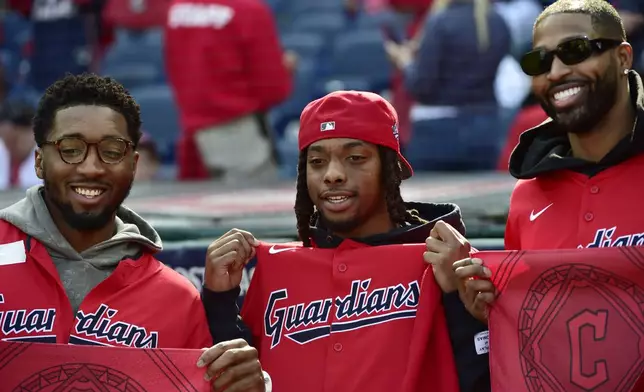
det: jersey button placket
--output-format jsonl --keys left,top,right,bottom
{"left": 338, "top": 263, "right": 347, "bottom": 273}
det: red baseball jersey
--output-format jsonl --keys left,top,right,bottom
{"left": 0, "top": 221, "right": 212, "bottom": 349}
{"left": 241, "top": 241, "right": 459, "bottom": 392}
{"left": 480, "top": 247, "right": 644, "bottom": 392}
{"left": 505, "top": 153, "right": 644, "bottom": 250}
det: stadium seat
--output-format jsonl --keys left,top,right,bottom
{"left": 280, "top": 32, "right": 326, "bottom": 61}
{"left": 290, "top": 0, "right": 345, "bottom": 16}
{"left": 290, "top": 12, "right": 347, "bottom": 38}
{"left": 100, "top": 29, "right": 165, "bottom": 89}
{"left": 128, "top": 84, "right": 180, "bottom": 163}
{"left": 269, "top": 58, "right": 318, "bottom": 138}
{"left": 325, "top": 29, "right": 393, "bottom": 92}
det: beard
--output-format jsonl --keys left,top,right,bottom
{"left": 43, "top": 174, "right": 133, "bottom": 232}
{"left": 318, "top": 210, "right": 362, "bottom": 236}
{"left": 540, "top": 61, "right": 619, "bottom": 134}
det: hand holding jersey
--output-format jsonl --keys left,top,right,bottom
{"left": 198, "top": 339, "right": 266, "bottom": 392}
{"left": 205, "top": 228, "right": 259, "bottom": 293}
{"left": 423, "top": 220, "right": 471, "bottom": 293}
{"left": 453, "top": 258, "right": 495, "bottom": 324}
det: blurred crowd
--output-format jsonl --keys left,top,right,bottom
{"left": 0, "top": 0, "right": 642, "bottom": 189}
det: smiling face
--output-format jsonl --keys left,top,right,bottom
{"left": 532, "top": 13, "right": 624, "bottom": 134}
{"left": 36, "top": 105, "right": 139, "bottom": 231}
{"left": 306, "top": 138, "right": 390, "bottom": 238}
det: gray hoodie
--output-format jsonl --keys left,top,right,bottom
{"left": 0, "top": 185, "right": 162, "bottom": 314}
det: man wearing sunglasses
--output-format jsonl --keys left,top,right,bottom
{"left": 0, "top": 73, "right": 268, "bottom": 391}
{"left": 453, "top": 0, "right": 644, "bottom": 321}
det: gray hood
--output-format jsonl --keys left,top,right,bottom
{"left": 0, "top": 185, "right": 162, "bottom": 268}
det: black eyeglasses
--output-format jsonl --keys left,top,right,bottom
{"left": 520, "top": 37, "right": 622, "bottom": 76}
{"left": 42, "top": 136, "right": 134, "bottom": 165}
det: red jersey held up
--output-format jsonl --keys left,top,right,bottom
{"left": 505, "top": 153, "right": 644, "bottom": 250}
{"left": 164, "top": 0, "right": 292, "bottom": 135}
{"left": 0, "top": 220, "right": 212, "bottom": 349}
{"left": 480, "top": 247, "right": 644, "bottom": 392}
{"left": 241, "top": 241, "right": 459, "bottom": 392}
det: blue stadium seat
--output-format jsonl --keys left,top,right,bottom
{"left": 326, "top": 29, "right": 393, "bottom": 92}
{"left": 280, "top": 32, "right": 326, "bottom": 61}
{"left": 100, "top": 29, "right": 165, "bottom": 89}
{"left": 290, "top": 0, "right": 344, "bottom": 16}
{"left": 1, "top": 12, "right": 31, "bottom": 54}
{"left": 128, "top": 84, "right": 180, "bottom": 163}
{"left": 269, "top": 59, "right": 318, "bottom": 138}
{"left": 290, "top": 12, "right": 347, "bottom": 37}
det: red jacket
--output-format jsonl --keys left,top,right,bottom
{"left": 164, "top": 0, "right": 292, "bottom": 135}
{"left": 241, "top": 241, "right": 459, "bottom": 392}
{"left": 505, "top": 153, "right": 644, "bottom": 250}
{"left": 103, "top": 0, "right": 172, "bottom": 29}
{"left": 0, "top": 220, "right": 212, "bottom": 349}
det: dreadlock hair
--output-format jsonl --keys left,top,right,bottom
{"left": 294, "top": 145, "right": 426, "bottom": 247}
{"left": 33, "top": 73, "right": 143, "bottom": 147}
{"left": 534, "top": 0, "right": 626, "bottom": 42}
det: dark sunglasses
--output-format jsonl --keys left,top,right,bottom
{"left": 520, "top": 37, "right": 622, "bottom": 76}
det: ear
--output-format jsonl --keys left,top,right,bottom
{"left": 617, "top": 42, "right": 634, "bottom": 72}
{"left": 35, "top": 149, "right": 44, "bottom": 179}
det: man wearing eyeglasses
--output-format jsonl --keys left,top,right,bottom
{"left": 452, "top": 0, "right": 644, "bottom": 321}
{"left": 0, "top": 73, "right": 268, "bottom": 391}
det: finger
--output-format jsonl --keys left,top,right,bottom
{"left": 425, "top": 237, "right": 450, "bottom": 253}
{"left": 431, "top": 221, "right": 460, "bottom": 245}
{"left": 212, "top": 357, "right": 262, "bottom": 390}
{"left": 453, "top": 257, "right": 481, "bottom": 270}
{"left": 207, "top": 346, "right": 258, "bottom": 380}
{"left": 233, "top": 229, "right": 260, "bottom": 247}
{"left": 197, "top": 339, "right": 248, "bottom": 369}
{"left": 208, "top": 242, "right": 249, "bottom": 267}
{"left": 476, "top": 291, "right": 496, "bottom": 305}
{"left": 464, "top": 279, "right": 495, "bottom": 294}
{"left": 216, "top": 372, "right": 265, "bottom": 392}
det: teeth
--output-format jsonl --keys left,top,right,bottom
{"left": 554, "top": 87, "right": 581, "bottom": 101}
{"left": 73, "top": 187, "right": 104, "bottom": 198}
{"left": 327, "top": 196, "right": 349, "bottom": 203}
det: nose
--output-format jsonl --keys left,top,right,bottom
{"left": 76, "top": 145, "right": 106, "bottom": 177}
{"left": 547, "top": 56, "right": 572, "bottom": 82}
{"left": 323, "top": 158, "right": 346, "bottom": 185}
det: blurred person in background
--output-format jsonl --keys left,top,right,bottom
{"left": 165, "top": 0, "right": 294, "bottom": 183}
{"left": 7, "top": 0, "right": 112, "bottom": 92}
{"left": 103, "top": 0, "right": 172, "bottom": 30}
{"left": 0, "top": 97, "right": 40, "bottom": 190}
{"left": 134, "top": 132, "right": 160, "bottom": 182}
{"left": 386, "top": 0, "right": 511, "bottom": 171}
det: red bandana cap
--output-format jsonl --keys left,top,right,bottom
{"left": 298, "top": 90, "right": 413, "bottom": 179}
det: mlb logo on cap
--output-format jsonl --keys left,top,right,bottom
{"left": 320, "top": 121, "right": 335, "bottom": 131}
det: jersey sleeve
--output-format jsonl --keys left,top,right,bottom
{"left": 504, "top": 185, "right": 522, "bottom": 251}
{"left": 183, "top": 296, "right": 214, "bottom": 349}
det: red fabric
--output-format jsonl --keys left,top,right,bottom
{"left": 0, "top": 221, "right": 212, "bottom": 349}
{"left": 504, "top": 152, "right": 644, "bottom": 251}
{"left": 176, "top": 133, "right": 209, "bottom": 180}
{"left": 0, "top": 341, "right": 210, "bottom": 391}
{"left": 480, "top": 247, "right": 644, "bottom": 392}
{"left": 241, "top": 242, "right": 459, "bottom": 392}
{"left": 165, "top": 0, "right": 291, "bottom": 136}
{"left": 103, "top": 0, "right": 172, "bottom": 29}
{"left": 298, "top": 90, "right": 413, "bottom": 178}
{"left": 497, "top": 105, "right": 549, "bottom": 171}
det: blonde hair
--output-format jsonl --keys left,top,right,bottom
{"left": 428, "top": 0, "right": 491, "bottom": 52}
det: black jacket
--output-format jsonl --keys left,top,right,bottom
{"left": 202, "top": 201, "right": 490, "bottom": 392}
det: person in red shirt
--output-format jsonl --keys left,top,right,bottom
{"left": 198, "top": 91, "right": 491, "bottom": 392}
{"left": 0, "top": 73, "right": 267, "bottom": 391}
{"left": 164, "top": 0, "right": 293, "bottom": 182}
{"left": 450, "top": 0, "right": 644, "bottom": 323}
